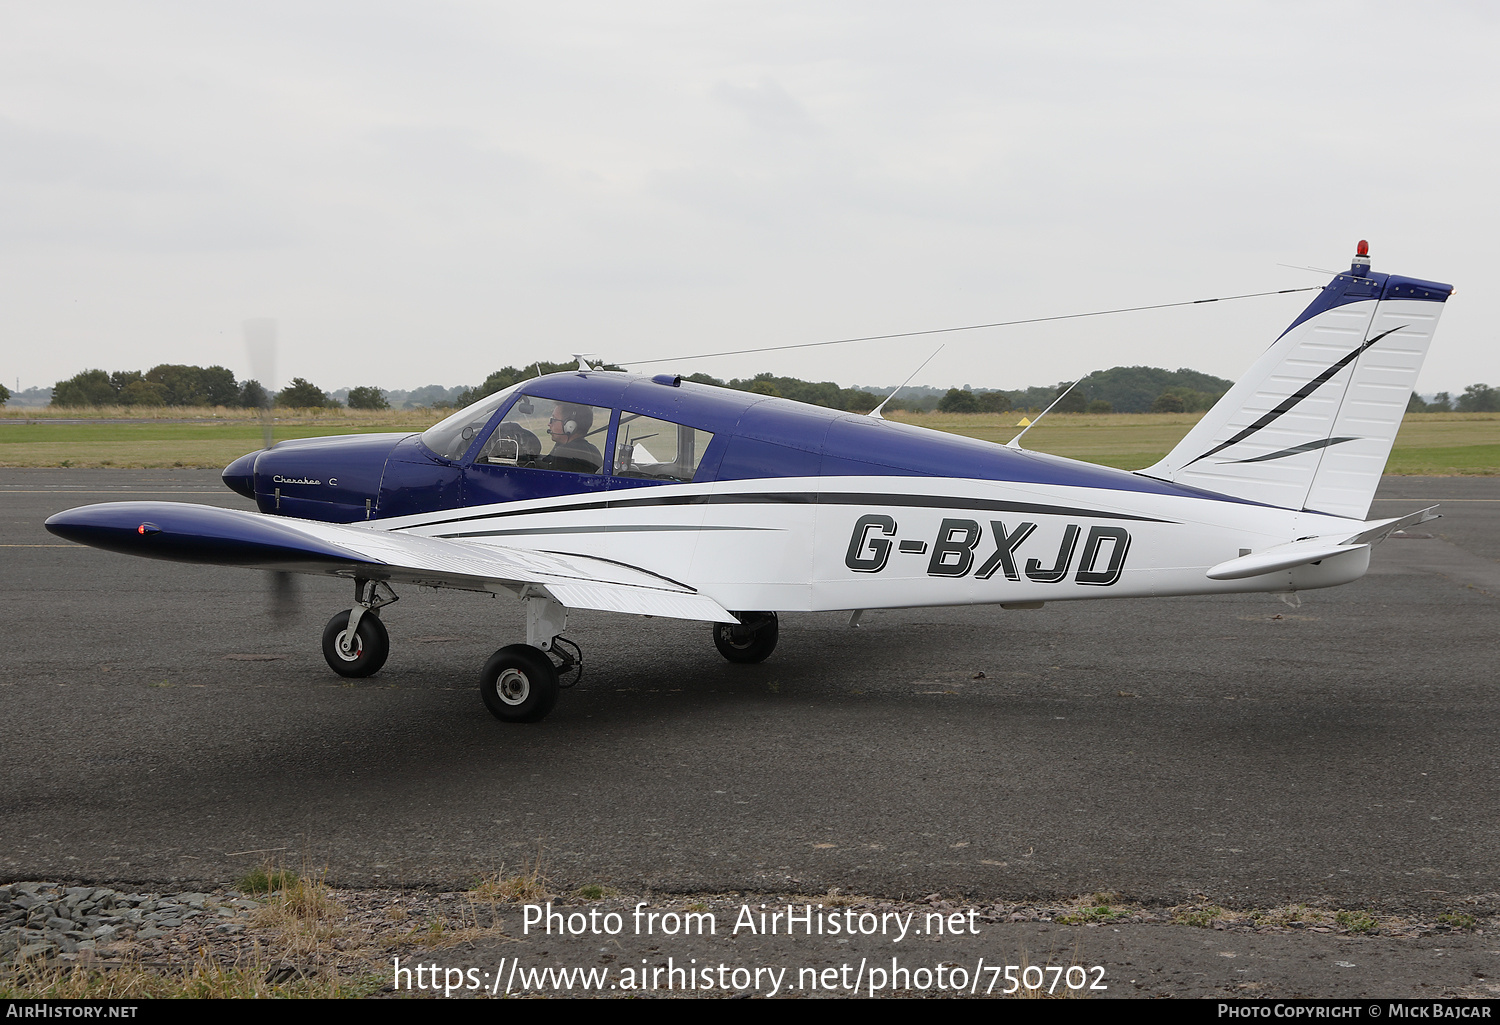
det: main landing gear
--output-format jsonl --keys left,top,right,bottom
{"left": 480, "top": 645, "right": 560, "bottom": 722}
{"left": 479, "top": 594, "right": 582, "bottom": 723}
{"left": 712, "top": 611, "right": 779, "bottom": 664}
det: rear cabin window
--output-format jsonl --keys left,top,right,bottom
{"left": 613, "top": 412, "right": 715, "bottom": 483}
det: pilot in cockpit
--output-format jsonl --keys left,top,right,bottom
{"left": 538, "top": 402, "right": 603, "bottom": 474}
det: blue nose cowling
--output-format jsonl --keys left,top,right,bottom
{"left": 222, "top": 433, "right": 412, "bottom": 522}
{"left": 222, "top": 450, "right": 259, "bottom": 499}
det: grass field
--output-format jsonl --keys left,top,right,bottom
{"left": 2, "top": 407, "right": 1498, "bottom": 474}
{"left": 0, "top": 407, "right": 438, "bottom": 469}
{"left": 891, "top": 410, "right": 1500, "bottom": 476}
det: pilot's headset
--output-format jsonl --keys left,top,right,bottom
{"left": 558, "top": 404, "right": 591, "bottom": 436}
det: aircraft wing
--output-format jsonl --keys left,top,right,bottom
{"left": 44, "top": 502, "right": 737, "bottom": 624}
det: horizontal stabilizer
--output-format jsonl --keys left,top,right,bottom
{"left": 1206, "top": 538, "right": 1369, "bottom": 580}
{"left": 1205, "top": 504, "right": 1438, "bottom": 580}
{"left": 1342, "top": 505, "right": 1440, "bottom": 546}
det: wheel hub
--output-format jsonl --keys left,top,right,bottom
{"left": 335, "top": 630, "right": 362, "bottom": 661}
{"left": 495, "top": 668, "right": 530, "bottom": 705}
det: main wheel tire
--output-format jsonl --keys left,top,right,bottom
{"left": 712, "top": 611, "right": 779, "bottom": 664}
{"left": 480, "top": 644, "right": 560, "bottom": 723}
{"left": 321, "top": 610, "right": 390, "bottom": 678}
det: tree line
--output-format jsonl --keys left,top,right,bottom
{"left": 1408, "top": 385, "right": 1500, "bottom": 413}
{"left": 452, "top": 363, "right": 1229, "bottom": 414}
{"left": 20, "top": 362, "right": 1500, "bottom": 416}
{"left": 454, "top": 364, "right": 886, "bottom": 411}
{"left": 928, "top": 365, "right": 1235, "bottom": 415}
{"left": 41, "top": 365, "right": 391, "bottom": 410}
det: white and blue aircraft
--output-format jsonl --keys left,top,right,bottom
{"left": 45, "top": 243, "right": 1453, "bottom": 722}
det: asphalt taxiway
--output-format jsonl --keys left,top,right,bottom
{"left": 2, "top": 470, "right": 1498, "bottom": 916}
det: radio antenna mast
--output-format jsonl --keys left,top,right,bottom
{"left": 869, "top": 346, "right": 944, "bottom": 420}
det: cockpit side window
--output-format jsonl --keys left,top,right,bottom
{"left": 613, "top": 412, "right": 715, "bottom": 483}
{"left": 480, "top": 393, "right": 612, "bottom": 475}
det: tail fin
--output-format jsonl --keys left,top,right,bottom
{"left": 1140, "top": 243, "right": 1452, "bottom": 519}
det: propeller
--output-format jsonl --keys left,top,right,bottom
{"left": 243, "top": 318, "right": 300, "bottom": 620}
{"left": 267, "top": 569, "right": 303, "bottom": 626}
{"left": 244, "top": 318, "right": 277, "bottom": 451}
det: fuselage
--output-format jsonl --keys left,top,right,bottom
{"left": 218, "top": 372, "right": 1369, "bottom": 612}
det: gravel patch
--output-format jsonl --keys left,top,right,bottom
{"left": 3, "top": 882, "right": 1495, "bottom": 998}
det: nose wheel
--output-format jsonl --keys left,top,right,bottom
{"left": 712, "top": 611, "right": 779, "bottom": 664}
{"left": 320, "top": 578, "right": 398, "bottom": 678}
{"left": 321, "top": 610, "right": 390, "bottom": 677}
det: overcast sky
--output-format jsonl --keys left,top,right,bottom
{"left": 3, "top": 1, "right": 1497, "bottom": 397}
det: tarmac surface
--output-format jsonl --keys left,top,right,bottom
{"left": 2, "top": 468, "right": 1498, "bottom": 997}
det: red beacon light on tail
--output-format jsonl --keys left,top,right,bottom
{"left": 1351, "top": 239, "right": 1372, "bottom": 276}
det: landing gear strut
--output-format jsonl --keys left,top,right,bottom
{"left": 321, "top": 579, "right": 398, "bottom": 677}
{"left": 713, "top": 611, "right": 779, "bottom": 664}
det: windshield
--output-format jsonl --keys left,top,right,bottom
{"left": 419, "top": 386, "right": 520, "bottom": 461}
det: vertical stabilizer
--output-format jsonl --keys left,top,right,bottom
{"left": 1140, "top": 244, "right": 1452, "bottom": 519}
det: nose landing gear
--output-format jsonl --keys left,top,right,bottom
{"left": 321, "top": 579, "right": 398, "bottom": 677}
